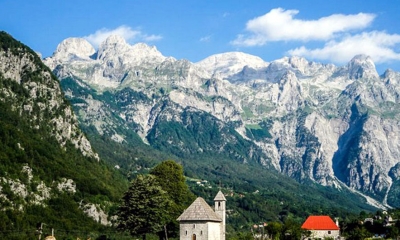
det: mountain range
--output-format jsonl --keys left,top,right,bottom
{"left": 43, "top": 34, "right": 400, "bottom": 209}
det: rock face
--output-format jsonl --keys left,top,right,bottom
{"left": 81, "top": 203, "right": 110, "bottom": 225}
{"left": 45, "top": 35, "right": 400, "bottom": 208}
{"left": 0, "top": 38, "right": 98, "bottom": 160}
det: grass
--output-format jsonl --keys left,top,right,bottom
{"left": 241, "top": 106, "right": 254, "bottom": 119}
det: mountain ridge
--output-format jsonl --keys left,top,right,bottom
{"left": 44, "top": 34, "right": 400, "bottom": 209}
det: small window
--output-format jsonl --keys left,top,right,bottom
{"left": 201, "top": 230, "right": 203, "bottom": 235}
{"left": 193, "top": 224, "right": 196, "bottom": 229}
{"left": 328, "top": 231, "right": 331, "bottom": 234}
{"left": 185, "top": 231, "right": 188, "bottom": 236}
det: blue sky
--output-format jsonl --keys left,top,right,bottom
{"left": 1, "top": 0, "right": 400, "bottom": 74}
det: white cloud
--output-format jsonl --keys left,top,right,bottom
{"left": 200, "top": 35, "right": 212, "bottom": 42}
{"left": 231, "top": 8, "right": 375, "bottom": 46}
{"left": 84, "top": 25, "right": 162, "bottom": 48}
{"left": 143, "top": 34, "right": 163, "bottom": 42}
{"left": 287, "top": 31, "right": 400, "bottom": 64}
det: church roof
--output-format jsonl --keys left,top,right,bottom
{"left": 301, "top": 216, "right": 339, "bottom": 230}
{"left": 214, "top": 190, "right": 226, "bottom": 201}
{"left": 177, "top": 197, "right": 222, "bottom": 222}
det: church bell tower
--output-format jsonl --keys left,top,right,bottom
{"left": 214, "top": 191, "right": 226, "bottom": 240}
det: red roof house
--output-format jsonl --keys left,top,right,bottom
{"left": 301, "top": 216, "right": 340, "bottom": 239}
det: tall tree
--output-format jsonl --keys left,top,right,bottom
{"left": 266, "top": 221, "right": 283, "bottom": 240}
{"left": 281, "top": 218, "right": 305, "bottom": 240}
{"left": 150, "top": 160, "right": 196, "bottom": 237}
{"left": 150, "top": 160, "right": 195, "bottom": 206}
{"left": 116, "top": 174, "right": 172, "bottom": 240}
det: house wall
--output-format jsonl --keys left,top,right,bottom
{"left": 179, "top": 221, "right": 221, "bottom": 240}
{"left": 306, "top": 229, "right": 340, "bottom": 239}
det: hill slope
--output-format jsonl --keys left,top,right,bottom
{"left": 0, "top": 31, "right": 127, "bottom": 239}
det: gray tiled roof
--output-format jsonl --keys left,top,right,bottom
{"left": 177, "top": 197, "right": 222, "bottom": 222}
{"left": 214, "top": 191, "right": 226, "bottom": 201}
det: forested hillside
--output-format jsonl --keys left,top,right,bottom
{"left": 0, "top": 31, "right": 128, "bottom": 239}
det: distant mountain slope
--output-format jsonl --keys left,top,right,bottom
{"left": 0, "top": 31, "right": 127, "bottom": 238}
{"left": 44, "top": 35, "right": 400, "bottom": 210}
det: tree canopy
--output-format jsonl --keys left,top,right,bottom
{"left": 150, "top": 160, "right": 195, "bottom": 207}
{"left": 116, "top": 174, "right": 172, "bottom": 240}
{"left": 150, "top": 160, "right": 196, "bottom": 237}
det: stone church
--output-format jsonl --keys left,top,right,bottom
{"left": 177, "top": 191, "right": 226, "bottom": 240}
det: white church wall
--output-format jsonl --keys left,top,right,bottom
{"left": 179, "top": 221, "right": 221, "bottom": 240}
{"left": 207, "top": 222, "right": 221, "bottom": 240}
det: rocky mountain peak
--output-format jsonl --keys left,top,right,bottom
{"left": 347, "top": 54, "right": 379, "bottom": 80}
{"left": 97, "top": 35, "right": 130, "bottom": 60}
{"left": 131, "top": 42, "right": 165, "bottom": 60}
{"left": 101, "top": 34, "right": 126, "bottom": 46}
{"left": 96, "top": 35, "right": 165, "bottom": 64}
{"left": 382, "top": 69, "right": 400, "bottom": 86}
{"left": 266, "top": 56, "right": 334, "bottom": 80}
{"left": 288, "top": 56, "right": 310, "bottom": 72}
{"left": 195, "top": 51, "right": 269, "bottom": 80}
{"left": 54, "top": 38, "right": 95, "bottom": 60}
{"left": 382, "top": 69, "right": 400, "bottom": 80}
{"left": 43, "top": 38, "right": 96, "bottom": 69}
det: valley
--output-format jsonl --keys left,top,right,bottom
{"left": 1, "top": 30, "right": 400, "bottom": 239}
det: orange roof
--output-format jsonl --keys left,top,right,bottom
{"left": 301, "top": 216, "right": 339, "bottom": 230}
